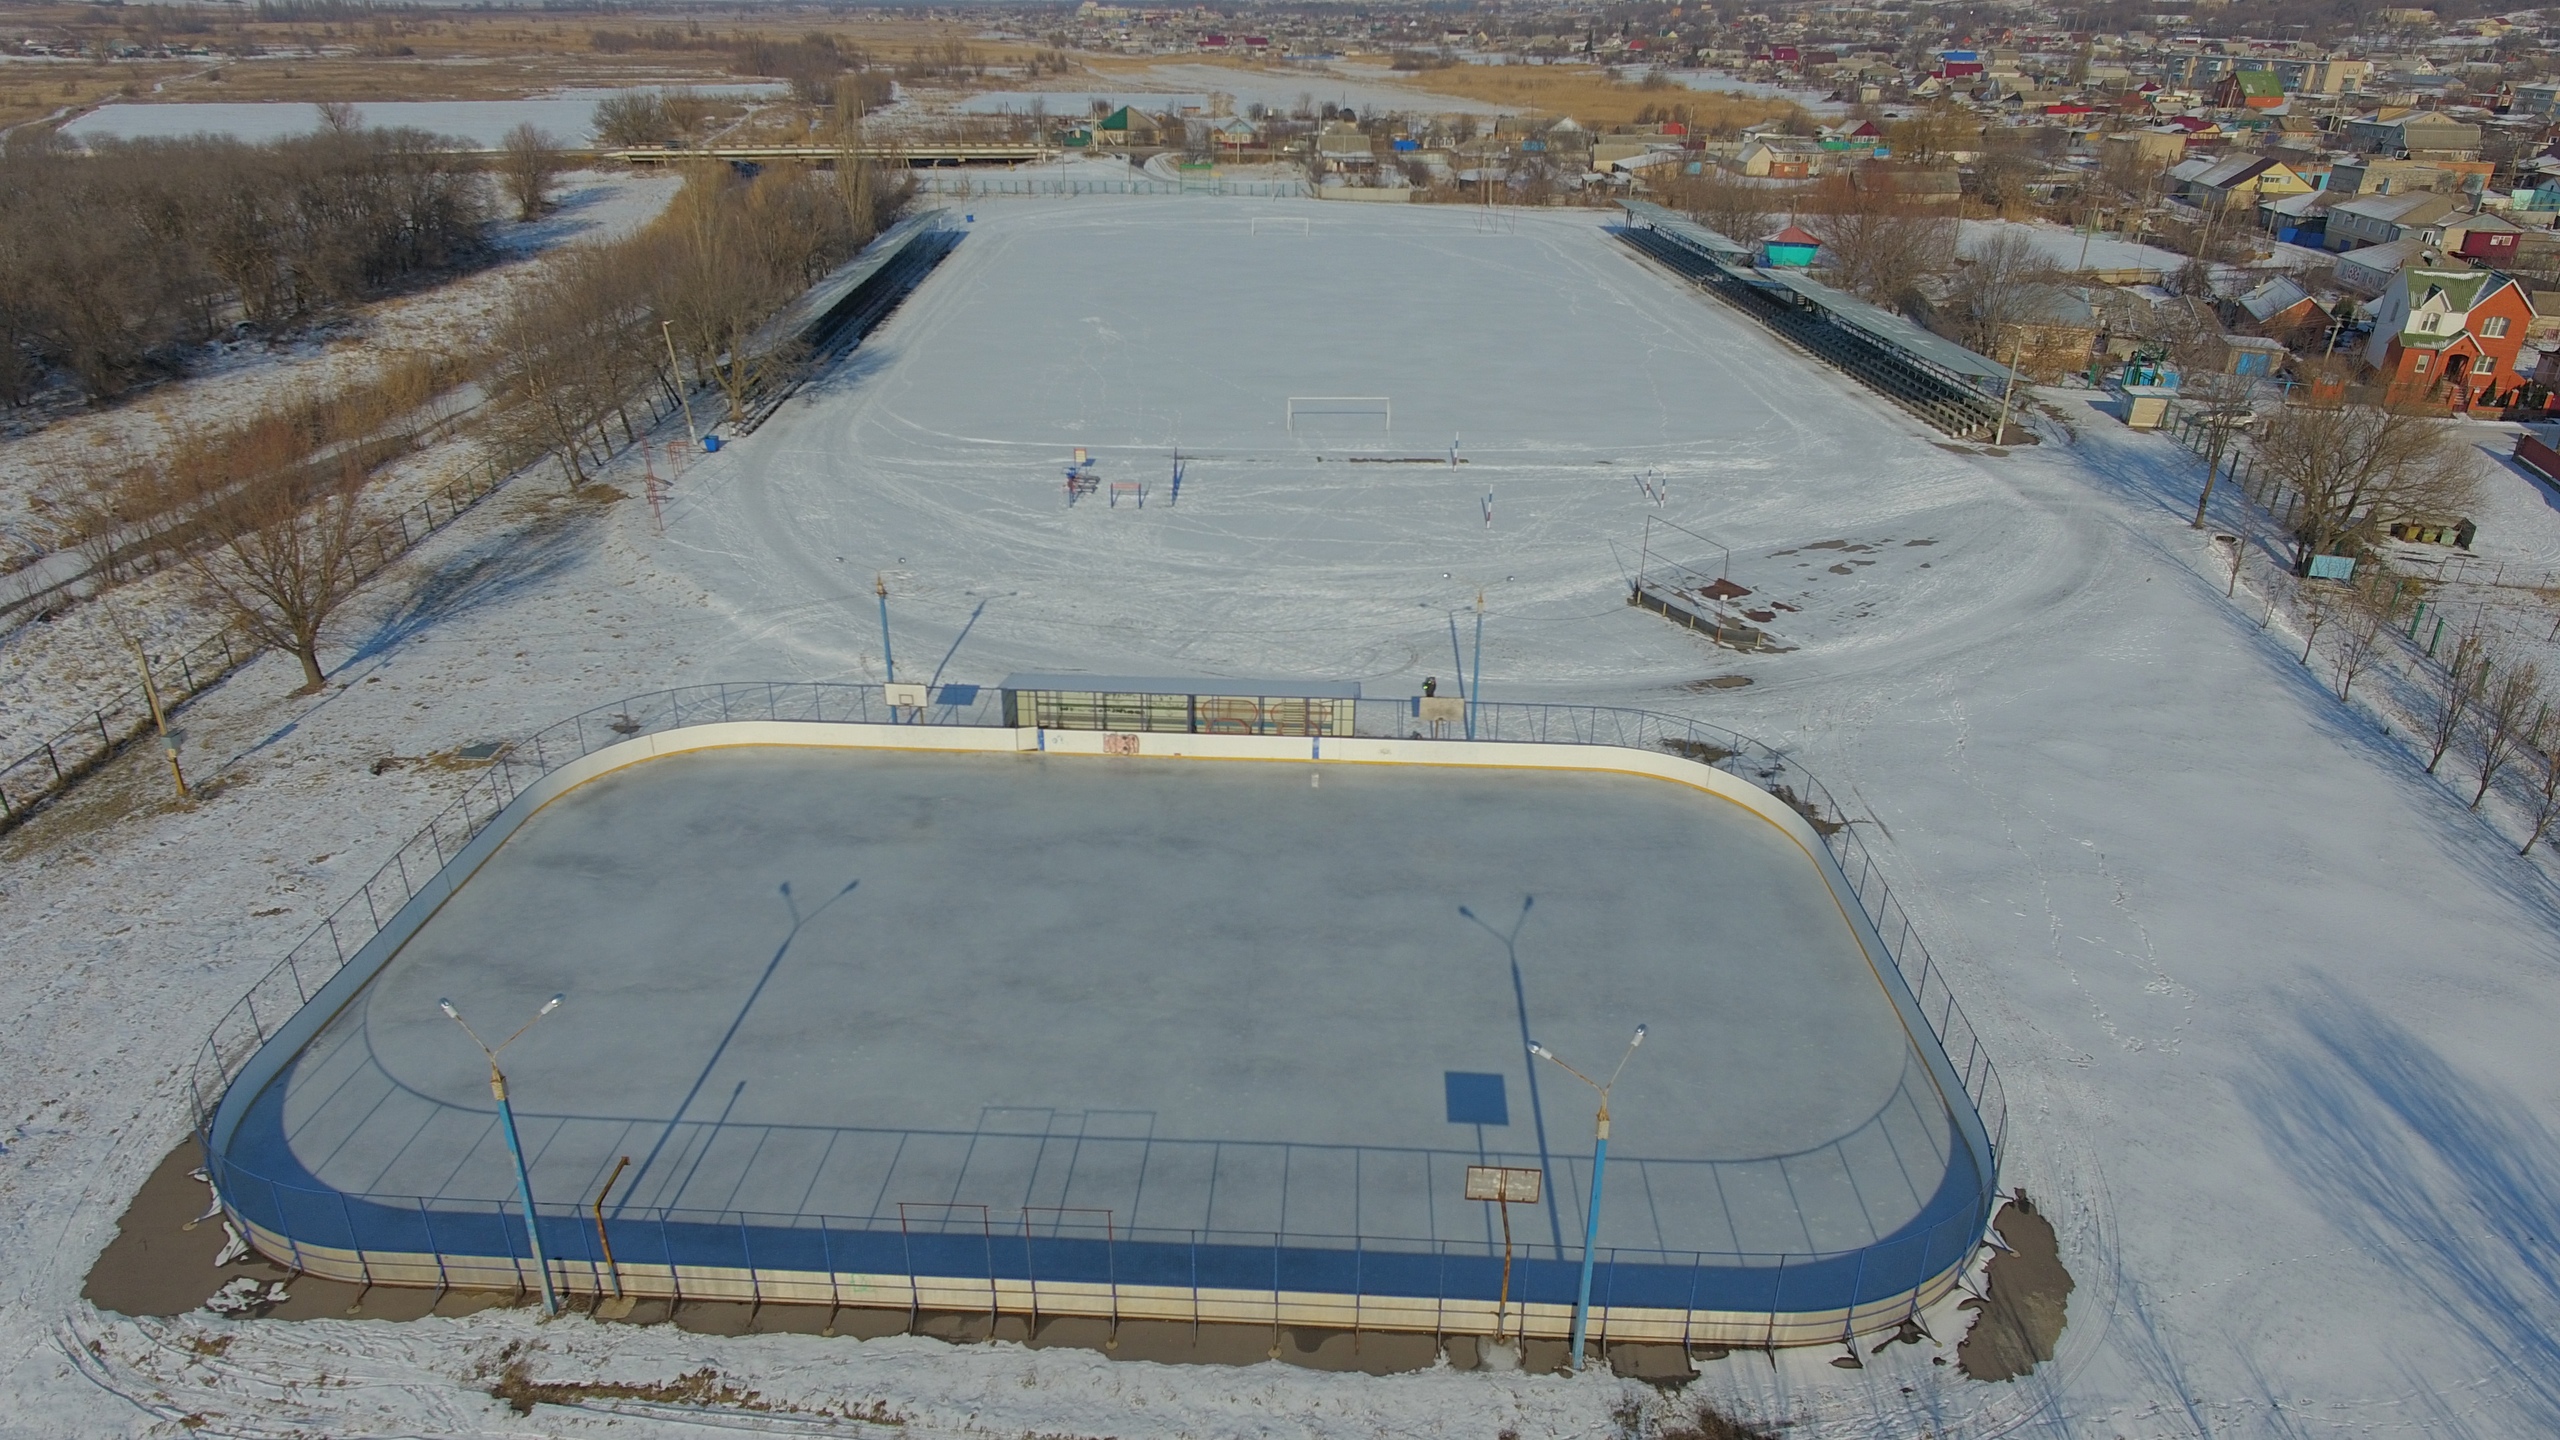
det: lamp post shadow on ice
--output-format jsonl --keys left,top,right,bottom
{"left": 1529, "top": 1022, "right": 1646, "bottom": 1373}
{"left": 439, "top": 992, "right": 566, "bottom": 1315}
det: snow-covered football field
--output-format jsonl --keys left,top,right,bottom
{"left": 4, "top": 197, "right": 2560, "bottom": 1438}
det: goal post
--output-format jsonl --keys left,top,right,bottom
{"left": 1286, "top": 396, "right": 1392, "bottom": 431}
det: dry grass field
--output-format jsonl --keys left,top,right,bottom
{"left": 1095, "top": 52, "right": 1809, "bottom": 129}
{"left": 0, "top": 5, "right": 1046, "bottom": 133}
{"left": 1338, "top": 56, "right": 1810, "bottom": 129}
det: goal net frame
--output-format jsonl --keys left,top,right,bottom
{"left": 1286, "top": 396, "right": 1392, "bottom": 431}
{"left": 1251, "top": 215, "right": 1312, "bottom": 235}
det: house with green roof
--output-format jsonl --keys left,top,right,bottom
{"left": 1096, "top": 106, "right": 1162, "bottom": 147}
{"left": 2365, "top": 265, "right": 2537, "bottom": 409}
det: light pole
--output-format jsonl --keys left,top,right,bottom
{"left": 439, "top": 993, "right": 566, "bottom": 1315}
{"left": 874, "top": 574, "right": 896, "bottom": 685}
{"left": 1529, "top": 1023, "right": 1646, "bottom": 1372}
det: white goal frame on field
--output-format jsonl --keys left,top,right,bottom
{"left": 1251, "top": 215, "right": 1312, "bottom": 235}
{"left": 1286, "top": 396, "right": 1392, "bottom": 431}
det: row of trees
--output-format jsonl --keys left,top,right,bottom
{"left": 492, "top": 152, "right": 908, "bottom": 490}
{"left": 2199, "top": 403, "right": 2560, "bottom": 848}
{"left": 0, "top": 127, "right": 491, "bottom": 405}
{"left": 2299, "top": 566, "right": 2560, "bottom": 855}
{"left": 69, "top": 145, "right": 908, "bottom": 696}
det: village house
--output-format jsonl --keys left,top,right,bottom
{"left": 1316, "top": 121, "right": 1378, "bottom": 169}
{"left": 1095, "top": 106, "right": 1164, "bottom": 147}
{"left": 2208, "top": 70, "right": 2288, "bottom": 110}
{"left": 2344, "top": 110, "right": 2484, "bottom": 162}
{"left": 2364, "top": 266, "right": 2537, "bottom": 409}
{"left": 2231, "top": 275, "right": 2334, "bottom": 348}
{"left": 2180, "top": 155, "right": 2315, "bottom": 211}
{"left": 2326, "top": 190, "right": 2461, "bottom": 252}
{"left": 1734, "top": 136, "right": 1827, "bottom": 178}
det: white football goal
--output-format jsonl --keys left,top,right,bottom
{"left": 1286, "top": 396, "right": 1391, "bottom": 431}
{"left": 1251, "top": 215, "right": 1312, "bottom": 235}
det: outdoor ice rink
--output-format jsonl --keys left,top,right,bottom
{"left": 234, "top": 744, "right": 1974, "bottom": 1268}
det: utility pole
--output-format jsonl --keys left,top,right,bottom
{"left": 130, "top": 638, "right": 187, "bottom": 801}
{"left": 105, "top": 602, "right": 186, "bottom": 801}
{"left": 1990, "top": 334, "right": 2024, "bottom": 446}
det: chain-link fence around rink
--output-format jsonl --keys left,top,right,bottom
{"left": 913, "top": 174, "right": 1311, "bottom": 199}
{"left": 189, "top": 681, "right": 2006, "bottom": 1344}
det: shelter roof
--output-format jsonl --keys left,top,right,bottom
{"left": 1750, "top": 269, "right": 2013, "bottom": 384}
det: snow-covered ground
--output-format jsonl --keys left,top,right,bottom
{"left": 60, "top": 87, "right": 783, "bottom": 150}
{"left": 6, "top": 197, "right": 2560, "bottom": 1438}
{"left": 1958, "top": 218, "right": 2191, "bottom": 277}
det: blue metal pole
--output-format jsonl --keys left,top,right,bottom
{"left": 876, "top": 583, "right": 896, "bottom": 686}
{"left": 1568, "top": 1122, "right": 1607, "bottom": 1371}
{"left": 494, "top": 1077, "right": 559, "bottom": 1315}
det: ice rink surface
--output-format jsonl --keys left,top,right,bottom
{"left": 242, "top": 746, "right": 1968, "bottom": 1263}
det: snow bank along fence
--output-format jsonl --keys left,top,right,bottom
{"left": 1613, "top": 200, "right": 2008, "bottom": 442}
{"left": 0, "top": 460, "right": 512, "bottom": 836}
{"left": 190, "top": 682, "right": 2006, "bottom": 1350}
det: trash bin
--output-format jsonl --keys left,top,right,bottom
{"left": 702, "top": 434, "right": 722, "bottom": 453}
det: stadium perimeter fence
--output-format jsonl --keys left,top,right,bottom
{"left": 187, "top": 682, "right": 2007, "bottom": 1350}
{"left": 914, "top": 174, "right": 1310, "bottom": 199}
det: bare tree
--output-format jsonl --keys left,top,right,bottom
{"left": 2425, "top": 623, "right": 2491, "bottom": 775}
{"left": 2295, "top": 578, "right": 2333, "bottom": 665}
{"left": 1668, "top": 170, "right": 1769, "bottom": 245}
{"left": 187, "top": 462, "right": 376, "bottom": 692}
{"left": 1810, "top": 198, "right": 1957, "bottom": 311}
{"left": 2331, "top": 570, "right": 2405, "bottom": 702}
{"left": 2472, "top": 656, "right": 2542, "bottom": 808}
{"left": 2253, "top": 404, "right": 2480, "bottom": 573}
{"left": 1948, "top": 227, "right": 2068, "bottom": 358}
{"left": 499, "top": 123, "right": 563, "bottom": 223}
{"left": 2519, "top": 702, "right": 2560, "bottom": 854}
{"left": 316, "top": 100, "right": 364, "bottom": 135}
{"left": 593, "top": 92, "right": 670, "bottom": 149}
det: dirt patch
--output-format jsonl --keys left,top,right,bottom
{"left": 1682, "top": 675, "right": 1754, "bottom": 691}
{"left": 1765, "top": 783, "right": 1844, "bottom": 836}
{"left": 1658, "top": 735, "right": 1738, "bottom": 764}
{"left": 488, "top": 1348, "right": 909, "bottom": 1421}
{"left": 1957, "top": 1192, "right": 2074, "bottom": 1381}
{"left": 1655, "top": 1393, "right": 1779, "bottom": 1440}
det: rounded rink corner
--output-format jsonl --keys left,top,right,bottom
{"left": 190, "top": 683, "right": 2005, "bottom": 1353}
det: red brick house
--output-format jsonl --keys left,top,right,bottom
{"left": 2364, "top": 266, "right": 2538, "bottom": 409}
